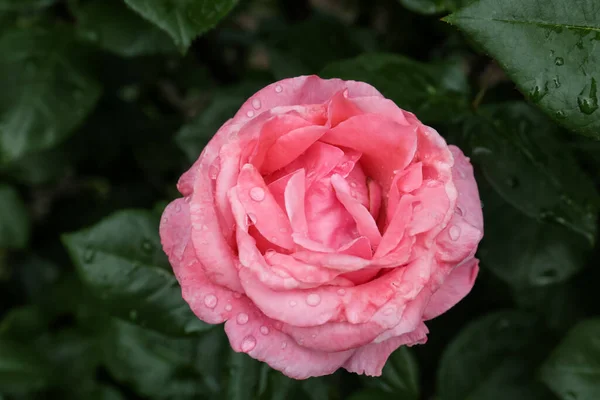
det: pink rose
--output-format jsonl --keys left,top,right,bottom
{"left": 160, "top": 76, "right": 483, "bottom": 379}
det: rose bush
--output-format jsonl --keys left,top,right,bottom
{"left": 160, "top": 75, "right": 483, "bottom": 379}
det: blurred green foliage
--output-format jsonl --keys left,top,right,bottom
{"left": 0, "top": 0, "right": 599, "bottom": 399}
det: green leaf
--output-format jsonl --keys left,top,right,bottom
{"left": 101, "top": 319, "right": 219, "bottom": 399}
{"left": 346, "top": 389, "right": 391, "bottom": 400}
{"left": 0, "top": 184, "right": 30, "bottom": 249}
{"left": 540, "top": 318, "right": 600, "bottom": 400}
{"left": 0, "top": 27, "right": 101, "bottom": 165}
{"left": 321, "top": 53, "right": 470, "bottom": 124}
{"left": 123, "top": 0, "right": 239, "bottom": 53}
{"left": 0, "top": 339, "right": 51, "bottom": 394}
{"left": 437, "top": 311, "right": 556, "bottom": 400}
{"left": 0, "top": 145, "right": 72, "bottom": 184}
{"left": 0, "top": 305, "right": 47, "bottom": 340}
{"left": 466, "top": 103, "right": 599, "bottom": 243}
{"left": 62, "top": 209, "right": 211, "bottom": 337}
{"left": 445, "top": 0, "right": 600, "bottom": 138}
{"left": 226, "top": 351, "right": 262, "bottom": 400}
{"left": 261, "top": 14, "right": 376, "bottom": 79}
{"left": 363, "top": 347, "right": 419, "bottom": 399}
{"left": 0, "top": 0, "right": 55, "bottom": 12}
{"left": 398, "top": 0, "right": 447, "bottom": 14}
{"left": 478, "top": 185, "right": 591, "bottom": 288}
{"left": 73, "top": 0, "right": 177, "bottom": 57}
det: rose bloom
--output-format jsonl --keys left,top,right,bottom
{"left": 160, "top": 76, "right": 483, "bottom": 379}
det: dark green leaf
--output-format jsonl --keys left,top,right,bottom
{"left": 478, "top": 185, "right": 591, "bottom": 288}
{"left": 437, "top": 311, "right": 556, "bottom": 400}
{"left": 540, "top": 318, "right": 600, "bottom": 400}
{"left": 101, "top": 319, "right": 210, "bottom": 399}
{"left": 363, "top": 347, "right": 419, "bottom": 399}
{"left": 74, "top": 0, "right": 177, "bottom": 57}
{"left": 346, "top": 389, "right": 391, "bottom": 400}
{"left": 123, "top": 0, "right": 239, "bottom": 53}
{"left": 0, "top": 26, "right": 101, "bottom": 165}
{"left": 0, "top": 0, "right": 55, "bottom": 12}
{"left": 398, "top": 0, "right": 474, "bottom": 14}
{"left": 261, "top": 14, "right": 375, "bottom": 79}
{"left": 321, "top": 53, "right": 469, "bottom": 124}
{"left": 0, "top": 306, "right": 47, "bottom": 340}
{"left": 467, "top": 103, "right": 599, "bottom": 243}
{"left": 0, "top": 184, "right": 30, "bottom": 249}
{"left": 445, "top": 0, "right": 600, "bottom": 138}
{"left": 62, "top": 209, "right": 211, "bottom": 336}
{"left": 0, "top": 145, "right": 72, "bottom": 184}
{"left": 226, "top": 351, "right": 262, "bottom": 400}
{"left": 0, "top": 339, "right": 51, "bottom": 394}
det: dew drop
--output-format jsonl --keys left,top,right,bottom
{"left": 247, "top": 213, "right": 257, "bottom": 226}
{"left": 236, "top": 312, "right": 249, "bottom": 325}
{"left": 225, "top": 304, "right": 232, "bottom": 311}
{"left": 241, "top": 335, "right": 257, "bottom": 352}
{"left": 252, "top": 99, "right": 261, "bottom": 109}
{"left": 449, "top": 225, "right": 461, "bottom": 241}
{"left": 337, "top": 288, "right": 346, "bottom": 296}
{"left": 271, "top": 236, "right": 278, "bottom": 243}
{"left": 383, "top": 308, "right": 395, "bottom": 315}
{"left": 260, "top": 326, "right": 270, "bottom": 335}
{"left": 83, "top": 248, "right": 96, "bottom": 263}
{"left": 555, "top": 110, "right": 566, "bottom": 119}
{"left": 577, "top": 78, "right": 598, "bottom": 115}
{"left": 209, "top": 164, "right": 219, "bottom": 179}
{"left": 281, "top": 341, "right": 288, "bottom": 349}
{"left": 204, "top": 294, "right": 218, "bottom": 309}
{"left": 350, "top": 181, "right": 357, "bottom": 188}
{"left": 233, "top": 292, "right": 242, "bottom": 299}
{"left": 141, "top": 239, "right": 154, "bottom": 253}
{"left": 306, "top": 293, "right": 321, "bottom": 306}
{"left": 289, "top": 300, "right": 297, "bottom": 307}
{"left": 554, "top": 57, "right": 564, "bottom": 66}
{"left": 246, "top": 110, "right": 255, "bottom": 118}
{"left": 529, "top": 84, "right": 548, "bottom": 103}
{"left": 553, "top": 76, "right": 561, "bottom": 88}
{"left": 275, "top": 85, "right": 283, "bottom": 93}
{"left": 250, "top": 187, "right": 265, "bottom": 201}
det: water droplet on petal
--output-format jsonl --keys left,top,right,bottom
{"left": 225, "top": 304, "right": 232, "bottom": 311}
{"left": 204, "top": 294, "right": 218, "bottom": 308}
{"left": 271, "top": 236, "right": 278, "bottom": 243}
{"left": 260, "top": 326, "right": 270, "bottom": 335}
{"left": 281, "top": 341, "right": 287, "bottom": 349}
{"left": 246, "top": 110, "right": 255, "bottom": 118}
{"left": 383, "top": 308, "right": 395, "bottom": 315}
{"left": 174, "top": 203, "right": 182, "bottom": 213}
{"left": 241, "top": 335, "right": 257, "bottom": 352}
{"left": 209, "top": 164, "right": 219, "bottom": 179}
{"left": 289, "top": 300, "right": 297, "bottom": 307}
{"left": 250, "top": 187, "right": 265, "bottom": 201}
{"left": 252, "top": 99, "right": 261, "bottom": 109}
{"left": 233, "top": 292, "right": 242, "bottom": 299}
{"left": 236, "top": 312, "right": 249, "bottom": 324}
{"left": 306, "top": 294, "right": 321, "bottom": 306}
{"left": 449, "top": 225, "right": 461, "bottom": 241}
{"left": 337, "top": 288, "right": 346, "bottom": 296}
{"left": 350, "top": 181, "right": 357, "bottom": 188}
{"left": 275, "top": 85, "right": 283, "bottom": 93}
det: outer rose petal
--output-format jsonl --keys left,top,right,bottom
{"left": 423, "top": 259, "right": 479, "bottom": 320}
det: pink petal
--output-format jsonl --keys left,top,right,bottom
{"left": 351, "top": 96, "right": 410, "bottom": 126}
{"left": 282, "top": 320, "right": 384, "bottom": 352}
{"left": 368, "top": 179, "right": 382, "bottom": 221}
{"left": 397, "top": 162, "right": 423, "bottom": 193}
{"left": 376, "top": 195, "right": 414, "bottom": 258}
{"left": 233, "top": 76, "right": 382, "bottom": 124}
{"left": 284, "top": 169, "right": 308, "bottom": 235}
{"left": 449, "top": 146, "right": 484, "bottom": 232}
{"left": 423, "top": 258, "right": 479, "bottom": 320}
{"left": 261, "top": 125, "right": 328, "bottom": 175}
{"left": 327, "top": 90, "right": 364, "bottom": 127}
{"left": 331, "top": 174, "right": 382, "bottom": 248}
{"left": 237, "top": 164, "right": 294, "bottom": 250}
{"left": 343, "top": 323, "right": 428, "bottom": 376}
{"left": 321, "top": 113, "right": 418, "bottom": 192}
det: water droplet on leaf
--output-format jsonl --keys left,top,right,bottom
{"left": 554, "top": 57, "right": 564, "bottom": 66}
{"left": 141, "top": 239, "right": 154, "bottom": 253}
{"left": 577, "top": 78, "right": 598, "bottom": 115}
